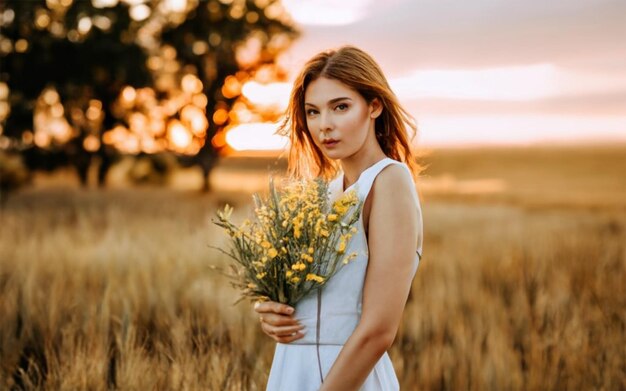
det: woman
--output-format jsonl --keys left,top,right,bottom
{"left": 254, "top": 45, "right": 424, "bottom": 391}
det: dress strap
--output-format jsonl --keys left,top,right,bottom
{"left": 355, "top": 158, "right": 402, "bottom": 200}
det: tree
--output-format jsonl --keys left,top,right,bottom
{"left": 1, "top": 0, "right": 152, "bottom": 185}
{"left": 0, "top": 0, "right": 298, "bottom": 191}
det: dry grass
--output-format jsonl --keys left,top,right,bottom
{"left": 0, "top": 189, "right": 272, "bottom": 390}
{"left": 1, "top": 146, "right": 625, "bottom": 390}
{"left": 419, "top": 144, "right": 626, "bottom": 209}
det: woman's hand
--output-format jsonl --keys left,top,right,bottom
{"left": 254, "top": 301, "right": 306, "bottom": 343}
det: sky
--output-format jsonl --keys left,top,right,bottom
{"left": 231, "top": 0, "right": 626, "bottom": 149}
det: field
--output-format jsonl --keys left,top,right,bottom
{"left": 1, "top": 145, "right": 625, "bottom": 390}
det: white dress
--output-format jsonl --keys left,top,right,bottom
{"left": 266, "top": 157, "right": 424, "bottom": 391}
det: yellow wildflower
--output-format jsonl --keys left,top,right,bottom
{"left": 267, "top": 248, "right": 278, "bottom": 259}
{"left": 344, "top": 189, "right": 358, "bottom": 201}
{"left": 306, "top": 273, "right": 325, "bottom": 283}
{"left": 315, "top": 217, "right": 324, "bottom": 229}
{"left": 260, "top": 240, "right": 271, "bottom": 249}
{"left": 333, "top": 204, "right": 348, "bottom": 216}
{"left": 291, "top": 262, "right": 306, "bottom": 271}
{"left": 247, "top": 282, "right": 257, "bottom": 289}
{"left": 327, "top": 214, "right": 338, "bottom": 222}
{"left": 342, "top": 252, "right": 358, "bottom": 264}
{"left": 286, "top": 270, "right": 293, "bottom": 277}
{"left": 337, "top": 237, "right": 346, "bottom": 254}
{"left": 256, "top": 272, "right": 266, "bottom": 279}
{"left": 308, "top": 247, "right": 314, "bottom": 254}
{"left": 290, "top": 276, "right": 301, "bottom": 283}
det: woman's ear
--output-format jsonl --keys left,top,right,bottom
{"left": 370, "top": 97, "right": 383, "bottom": 119}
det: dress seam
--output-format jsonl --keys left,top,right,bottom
{"left": 316, "top": 287, "right": 324, "bottom": 383}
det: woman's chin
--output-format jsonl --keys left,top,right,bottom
{"left": 323, "top": 150, "right": 344, "bottom": 160}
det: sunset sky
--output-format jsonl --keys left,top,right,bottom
{"left": 230, "top": 0, "right": 626, "bottom": 150}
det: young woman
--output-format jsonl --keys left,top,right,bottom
{"left": 254, "top": 45, "right": 424, "bottom": 391}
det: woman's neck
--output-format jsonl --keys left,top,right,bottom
{"left": 340, "top": 150, "right": 388, "bottom": 191}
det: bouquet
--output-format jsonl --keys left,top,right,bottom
{"left": 210, "top": 177, "right": 363, "bottom": 305}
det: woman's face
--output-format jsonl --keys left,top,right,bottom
{"left": 303, "top": 77, "right": 380, "bottom": 160}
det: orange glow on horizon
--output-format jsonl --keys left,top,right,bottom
{"left": 241, "top": 81, "right": 290, "bottom": 110}
{"left": 225, "top": 123, "right": 288, "bottom": 151}
{"left": 220, "top": 62, "right": 626, "bottom": 153}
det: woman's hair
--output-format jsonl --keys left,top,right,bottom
{"left": 276, "top": 45, "right": 424, "bottom": 181}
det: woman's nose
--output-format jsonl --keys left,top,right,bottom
{"left": 319, "top": 111, "right": 333, "bottom": 132}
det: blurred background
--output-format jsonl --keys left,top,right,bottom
{"left": 0, "top": 0, "right": 625, "bottom": 390}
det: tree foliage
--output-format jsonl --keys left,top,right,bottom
{"left": 0, "top": 0, "right": 298, "bottom": 190}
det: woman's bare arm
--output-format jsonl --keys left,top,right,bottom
{"left": 320, "top": 164, "right": 420, "bottom": 391}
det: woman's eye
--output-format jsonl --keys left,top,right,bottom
{"left": 306, "top": 109, "right": 318, "bottom": 116}
{"left": 335, "top": 103, "right": 348, "bottom": 111}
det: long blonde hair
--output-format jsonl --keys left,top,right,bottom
{"left": 276, "top": 45, "right": 424, "bottom": 181}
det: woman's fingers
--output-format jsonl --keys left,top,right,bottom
{"left": 259, "top": 312, "right": 300, "bottom": 327}
{"left": 261, "top": 322, "right": 306, "bottom": 342}
{"left": 254, "top": 301, "right": 304, "bottom": 342}
{"left": 275, "top": 331, "right": 306, "bottom": 344}
{"left": 254, "top": 301, "right": 294, "bottom": 316}
{"left": 254, "top": 301, "right": 300, "bottom": 327}
{"left": 262, "top": 323, "right": 305, "bottom": 337}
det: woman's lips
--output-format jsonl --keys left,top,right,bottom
{"left": 322, "top": 140, "right": 340, "bottom": 148}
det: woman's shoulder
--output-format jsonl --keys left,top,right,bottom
{"left": 372, "top": 160, "right": 420, "bottom": 206}
{"left": 378, "top": 160, "right": 415, "bottom": 189}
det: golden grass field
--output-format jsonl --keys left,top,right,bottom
{"left": 1, "top": 145, "right": 625, "bottom": 390}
